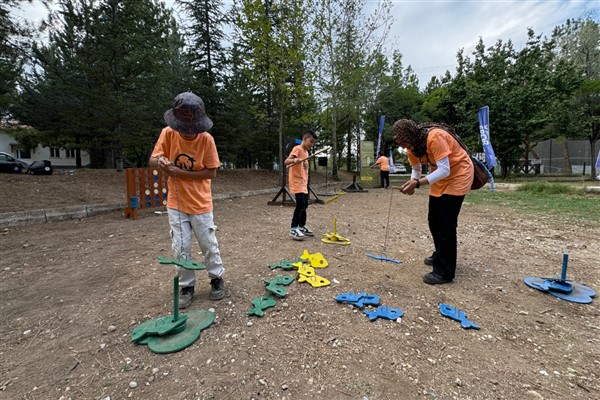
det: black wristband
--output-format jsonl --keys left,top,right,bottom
{"left": 414, "top": 178, "right": 420, "bottom": 189}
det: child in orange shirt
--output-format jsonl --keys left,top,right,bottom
{"left": 150, "top": 92, "right": 225, "bottom": 308}
{"left": 284, "top": 130, "right": 317, "bottom": 240}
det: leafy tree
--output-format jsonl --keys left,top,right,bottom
{"left": 0, "top": 0, "right": 33, "bottom": 121}
{"left": 232, "top": 0, "right": 315, "bottom": 179}
{"left": 14, "top": 0, "right": 186, "bottom": 168}
{"left": 313, "top": 0, "right": 393, "bottom": 178}
{"left": 554, "top": 15, "right": 600, "bottom": 177}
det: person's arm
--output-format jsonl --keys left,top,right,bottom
{"left": 424, "top": 156, "right": 450, "bottom": 184}
{"left": 151, "top": 155, "right": 217, "bottom": 180}
{"left": 410, "top": 163, "right": 422, "bottom": 180}
{"left": 400, "top": 157, "right": 450, "bottom": 195}
{"left": 285, "top": 148, "right": 302, "bottom": 167}
{"left": 166, "top": 167, "right": 216, "bottom": 180}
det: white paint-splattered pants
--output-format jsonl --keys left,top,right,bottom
{"left": 168, "top": 208, "right": 224, "bottom": 288}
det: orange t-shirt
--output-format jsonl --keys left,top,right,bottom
{"left": 375, "top": 156, "right": 390, "bottom": 172}
{"left": 152, "top": 127, "right": 220, "bottom": 214}
{"left": 288, "top": 145, "right": 309, "bottom": 194}
{"left": 407, "top": 128, "right": 473, "bottom": 197}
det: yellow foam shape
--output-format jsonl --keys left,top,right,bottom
{"left": 296, "top": 264, "right": 315, "bottom": 277}
{"left": 297, "top": 274, "right": 330, "bottom": 288}
{"left": 292, "top": 261, "right": 304, "bottom": 269}
{"left": 321, "top": 233, "right": 351, "bottom": 245}
{"left": 300, "top": 250, "right": 329, "bottom": 268}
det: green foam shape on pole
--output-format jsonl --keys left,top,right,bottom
{"left": 157, "top": 256, "right": 207, "bottom": 270}
{"left": 131, "top": 276, "right": 188, "bottom": 343}
{"left": 146, "top": 310, "right": 215, "bottom": 354}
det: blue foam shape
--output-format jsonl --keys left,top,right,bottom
{"left": 524, "top": 277, "right": 595, "bottom": 304}
{"left": 364, "top": 305, "right": 403, "bottom": 321}
{"left": 336, "top": 292, "right": 380, "bottom": 308}
{"left": 439, "top": 303, "right": 480, "bottom": 329}
{"left": 367, "top": 254, "right": 402, "bottom": 264}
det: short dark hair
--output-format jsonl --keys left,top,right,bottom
{"left": 378, "top": 151, "right": 384, "bottom": 157}
{"left": 302, "top": 129, "right": 317, "bottom": 140}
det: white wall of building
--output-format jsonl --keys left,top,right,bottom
{"left": 0, "top": 132, "right": 90, "bottom": 167}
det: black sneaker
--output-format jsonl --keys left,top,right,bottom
{"left": 210, "top": 277, "right": 225, "bottom": 300}
{"left": 422, "top": 272, "right": 452, "bottom": 285}
{"left": 424, "top": 257, "right": 434, "bottom": 266}
{"left": 179, "top": 286, "right": 194, "bottom": 309}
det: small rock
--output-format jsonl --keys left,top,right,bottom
{"left": 247, "top": 321, "right": 254, "bottom": 327}
{"left": 282, "top": 384, "right": 288, "bottom": 390}
{"left": 23, "top": 330, "right": 31, "bottom": 335}
{"left": 518, "top": 311, "right": 529, "bottom": 315}
{"left": 107, "top": 325, "right": 117, "bottom": 332}
{"left": 539, "top": 370, "right": 549, "bottom": 376}
{"left": 152, "top": 367, "right": 159, "bottom": 374}
{"left": 129, "top": 381, "right": 137, "bottom": 389}
{"left": 258, "top": 378, "right": 267, "bottom": 386}
{"left": 455, "top": 378, "right": 462, "bottom": 386}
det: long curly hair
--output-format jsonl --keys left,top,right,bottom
{"left": 392, "top": 119, "right": 428, "bottom": 158}
{"left": 393, "top": 119, "right": 455, "bottom": 159}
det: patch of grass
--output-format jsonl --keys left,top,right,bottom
{"left": 465, "top": 183, "right": 600, "bottom": 223}
{"left": 516, "top": 182, "right": 579, "bottom": 195}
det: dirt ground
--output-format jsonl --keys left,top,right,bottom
{"left": 1, "top": 169, "right": 599, "bottom": 400}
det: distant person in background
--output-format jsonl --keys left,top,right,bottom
{"left": 393, "top": 119, "right": 473, "bottom": 285}
{"left": 285, "top": 130, "right": 318, "bottom": 240}
{"left": 371, "top": 151, "right": 390, "bottom": 189}
{"left": 150, "top": 92, "right": 225, "bottom": 308}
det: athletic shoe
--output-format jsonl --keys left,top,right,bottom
{"left": 210, "top": 277, "right": 225, "bottom": 300}
{"left": 299, "top": 226, "right": 314, "bottom": 236}
{"left": 424, "top": 257, "right": 434, "bottom": 266}
{"left": 179, "top": 286, "right": 194, "bottom": 308}
{"left": 290, "top": 228, "right": 305, "bottom": 240}
{"left": 422, "top": 272, "right": 452, "bottom": 285}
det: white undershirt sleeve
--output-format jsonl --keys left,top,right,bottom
{"left": 425, "top": 156, "right": 450, "bottom": 184}
{"left": 410, "top": 164, "right": 422, "bottom": 180}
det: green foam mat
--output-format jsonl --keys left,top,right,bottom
{"left": 146, "top": 310, "right": 215, "bottom": 354}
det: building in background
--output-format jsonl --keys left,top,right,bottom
{"left": 0, "top": 131, "right": 90, "bottom": 169}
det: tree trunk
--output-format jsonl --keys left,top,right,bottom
{"left": 331, "top": 106, "right": 338, "bottom": 180}
{"left": 562, "top": 141, "right": 572, "bottom": 174}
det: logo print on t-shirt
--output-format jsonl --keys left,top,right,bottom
{"left": 174, "top": 154, "right": 195, "bottom": 171}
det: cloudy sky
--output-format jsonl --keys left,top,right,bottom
{"left": 11, "top": 0, "right": 599, "bottom": 87}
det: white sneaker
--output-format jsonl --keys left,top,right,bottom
{"left": 289, "top": 228, "right": 305, "bottom": 240}
{"left": 299, "top": 226, "right": 314, "bottom": 236}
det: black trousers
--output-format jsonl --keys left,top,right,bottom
{"left": 380, "top": 170, "right": 390, "bottom": 188}
{"left": 428, "top": 194, "right": 465, "bottom": 280}
{"left": 291, "top": 192, "right": 309, "bottom": 228}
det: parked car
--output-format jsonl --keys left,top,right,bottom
{"left": 0, "top": 152, "right": 28, "bottom": 173}
{"left": 391, "top": 163, "right": 407, "bottom": 174}
{"left": 27, "top": 160, "right": 53, "bottom": 175}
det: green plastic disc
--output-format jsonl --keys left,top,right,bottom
{"left": 146, "top": 310, "right": 215, "bottom": 354}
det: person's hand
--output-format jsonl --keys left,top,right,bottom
{"left": 157, "top": 156, "right": 172, "bottom": 168}
{"left": 400, "top": 179, "right": 416, "bottom": 195}
{"left": 165, "top": 163, "right": 179, "bottom": 177}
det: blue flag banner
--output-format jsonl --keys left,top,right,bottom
{"left": 478, "top": 106, "right": 496, "bottom": 169}
{"left": 389, "top": 149, "right": 394, "bottom": 173}
{"left": 596, "top": 149, "right": 600, "bottom": 169}
{"left": 375, "top": 115, "right": 385, "bottom": 160}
